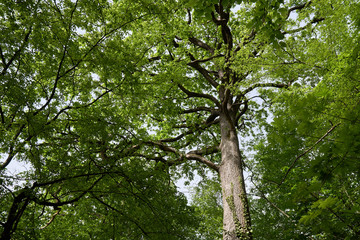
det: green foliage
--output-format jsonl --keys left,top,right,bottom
{"left": 1, "top": 0, "right": 360, "bottom": 239}
{"left": 250, "top": 1, "right": 360, "bottom": 238}
{"left": 191, "top": 175, "right": 223, "bottom": 240}
{"left": 0, "top": 0, "right": 199, "bottom": 239}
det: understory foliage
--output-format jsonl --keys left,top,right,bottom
{"left": 0, "top": 0, "right": 359, "bottom": 239}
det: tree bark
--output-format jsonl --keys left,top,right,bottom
{"left": 1, "top": 189, "right": 31, "bottom": 240}
{"left": 219, "top": 113, "right": 252, "bottom": 240}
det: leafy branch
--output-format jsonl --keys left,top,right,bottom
{"left": 279, "top": 123, "right": 341, "bottom": 186}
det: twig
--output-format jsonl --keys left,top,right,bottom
{"left": 279, "top": 123, "right": 340, "bottom": 186}
{"left": 39, "top": 208, "right": 61, "bottom": 230}
{"left": 251, "top": 177, "right": 290, "bottom": 218}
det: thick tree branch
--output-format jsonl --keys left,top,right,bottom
{"left": 0, "top": 151, "right": 15, "bottom": 172}
{"left": 146, "top": 141, "right": 181, "bottom": 156}
{"left": 0, "top": 104, "right": 5, "bottom": 124}
{"left": 188, "top": 37, "right": 215, "bottom": 54}
{"left": 212, "top": 5, "right": 233, "bottom": 49}
{"left": 187, "top": 8, "right": 192, "bottom": 25}
{"left": 145, "top": 142, "right": 220, "bottom": 171}
{"left": 235, "top": 100, "right": 249, "bottom": 126}
{"left": 177, "top": 84, "right": 221, "bottom": 107}
{"left": 187, "top": 145, "right": 220, "bottom": 156}
{"left": 185, "top": 153, "right": 219, "bottom": 172}
{"left": 0, "top": 188, "right": 31, "bottom": 240}
{"left": 187, "top": 53, "right": 219, "bottom": 88}
{"left": 206, "top": 110, "right": 220, "bottom": 124}
{"left": 0, "top": 45, "right": 6, "bottom": 66}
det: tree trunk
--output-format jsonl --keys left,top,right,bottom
{"left": 219, "top": 113, "right": 252, "bottom": 240}
{"left": 1, "top": 189, "right": 30, "bottom": 240}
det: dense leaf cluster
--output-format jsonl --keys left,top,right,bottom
{"left": 1, "top": 0, "right": 359, "bottom": 239}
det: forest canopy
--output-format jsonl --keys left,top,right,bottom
{"left": 1, "top": 0, "right": 359, "bottom": 239}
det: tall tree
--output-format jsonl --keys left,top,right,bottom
{"left": 115, "top": 0, "right": 329, "bottom": 239}
{"left": 1, "top": 0, "right": 358, "bottom": 239}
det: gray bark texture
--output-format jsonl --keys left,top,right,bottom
{"left": 219, "top": 113, "right": 252, "bottom": 240}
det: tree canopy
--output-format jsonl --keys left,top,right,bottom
{"left": 1, "top": 0, "right": 359, "bottom": 239}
